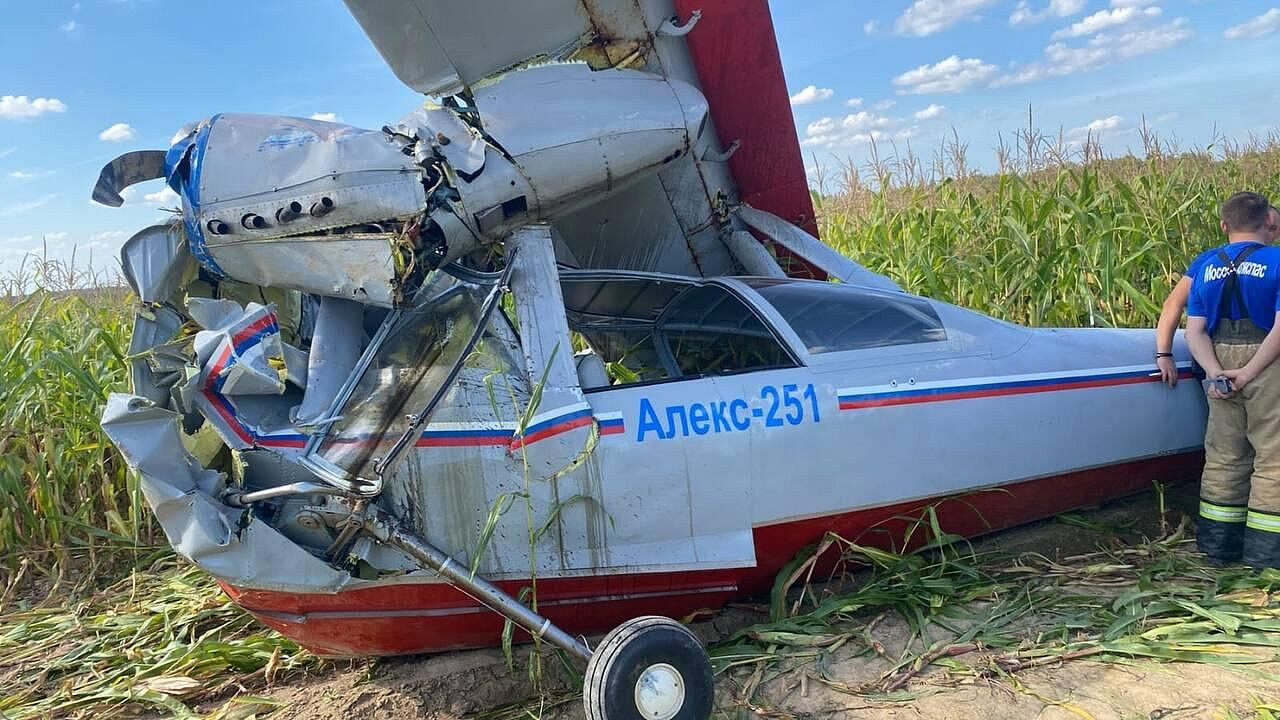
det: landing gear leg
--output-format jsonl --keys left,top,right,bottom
{"left": 366, "top": 514, "right": 715, "bottom": 719}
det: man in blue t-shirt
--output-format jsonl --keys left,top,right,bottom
{"left": 1153, "top": 206, "right": 1280, "bottom": 385}
{"left": 1186, "top": 191, "right": 1280, "bottom": 569}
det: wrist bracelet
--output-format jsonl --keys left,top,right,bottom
{"left": 1154, "top": 352, "right": 1173, "bottom": 358}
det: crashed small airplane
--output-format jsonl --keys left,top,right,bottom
{"left": 95, "top": 2, "right": 1209, "bottom": 718}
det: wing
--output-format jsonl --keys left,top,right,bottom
{"left": 346, "top": 0, "right": 841, "bottom": 281}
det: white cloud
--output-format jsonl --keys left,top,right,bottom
{"left": 873, "top": 99, "right": 898, "bottom": 111}
{"left": 309, "top": 112, "right": 341, "bottom": 122}
{"left": 789, "top": 85, "right": 834, "bottom": 106}
{"left": 1010, "top": 0, "right": 1086, "bottom": 26}
{"left": 994, "top": 18, "right": 1192, "bottom": 86}
{"left": 98, "top": 123, "right": 136, "bottom": 142}
{"left": 893, "top": 55, "right": 998, "bottom": 94}
{"left": 59, "top": 20, "right": 79, "bottom": 34}
{"left": 845, "top": 97, "right": 865, "bottom": 108}
{"left": 896, "top": 0, "right": 998, "bottom": 36}
{"left": 801, "top": 111, "right": 896, "bottom": 148}
{"left": 143, "top": 187, "right": 180, "bottom": 205}
{"left": 1069, "top": 115, "right": 1125, "bottom": 139}
{"left": 914, "top": 104, "right": 946, "bottom": 120}
{"left": 0, "top": 96, "right": 67, "bottom": 120}
{"left": 89, "top": 230, "right": 128, "bottom": 244}
{"left": 0, "top": 147, "right": 14, "bottom": 161}
{"left": 1224, "top": 8, "right": 1280, "bottom": 40}
{"left": 8, "top": 170, "right": 52, "bottom": 180}
{"left": 1053, "top": 5, "right": 1161, "bottom": 39}
{"left": 863, "top": 20, "right": 879, "bottom": 34}
{"left": 0, "top": 194, "right": 57, "bottom": 217}
{"left": 44, "top": 231, "right": 70, "bottom": 243}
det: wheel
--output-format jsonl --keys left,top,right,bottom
{"left": 583, "top": 615, "right": 714, "bottom": 720}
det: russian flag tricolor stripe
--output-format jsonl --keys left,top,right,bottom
{"left": 838, "top": 364, "right": 1194, "bottom": 411}
{"left": 595, "top": 411, "right": 625, "bottom": 436}
{"left": 230, "top": 315, "right": 279, "bottom": 354}
{"left": 198, "top": 393, "right": 625, "bottom": 452}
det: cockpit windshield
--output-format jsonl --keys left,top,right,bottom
{"left": 301, "top": 268, "right": 508, "bottom": 490}
{"left": 743, "top": 279, "right": 946, "bottom": 354}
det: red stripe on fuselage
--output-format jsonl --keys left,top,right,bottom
{"left": 231, "top": 315, "right": 277, "bottom": 348}
{"left": 839, "top": 371, "right": 1193, "bottom": 410}
{"left": 508, "top": 415, "right": 595, "bottom": 450}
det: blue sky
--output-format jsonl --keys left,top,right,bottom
{"left": 0, "top": 0, "right": 1278, "bottom": 276}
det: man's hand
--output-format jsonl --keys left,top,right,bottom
{"left": 1219, "top": 366, "right": 1256, "bottom": 392}
{"left": 1156, "top": 355, "right": 1179, "bottom": 386}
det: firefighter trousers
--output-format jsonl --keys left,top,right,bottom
{"left": 1198, "top": 339, "right": 1280, "bottom": 568}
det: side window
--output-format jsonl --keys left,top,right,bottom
{"left": 577, "top": 327, "right": 673, "bottom": 384}
{"left": 563, "top": 278, "right": 797, "bottom": 387}
{"left": 746, "top": 280, "right": 946, "bottom": 354}
{"left": 659, "top": 286, "right": 794, "bottom": 377}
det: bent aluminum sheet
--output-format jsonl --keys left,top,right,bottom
{"left": 101, "top": 394, "right": 351, "bottom": 593}
{"left": 206, "top": 234, "right": 406, "bottom": 308}
{"left": 128, "top": 306, "right": 186, "bottom": 406}
{"left": 120, "top": 222, "right": 194, "bottom": 304}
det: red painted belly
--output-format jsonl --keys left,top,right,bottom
{"left": 222, "top": 451, "right": 1202, "bottom": 657}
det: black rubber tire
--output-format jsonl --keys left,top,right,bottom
{"left": 582, "top": 615, "right": 714, "bottom": 720}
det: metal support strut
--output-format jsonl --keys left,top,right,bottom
{"left": 364, "top": 512, "right": 594, "bottom": 662}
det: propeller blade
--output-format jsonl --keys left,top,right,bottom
{"left": 91, "top": 150, "right": 167, "bottom": 207}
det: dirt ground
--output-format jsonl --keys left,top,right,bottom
{"left": 256, "top": 485, "right": 1280, "bottom": 720}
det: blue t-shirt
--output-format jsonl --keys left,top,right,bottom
{"left": 1186, "top": 240, "right": 1280, "bottom": 335}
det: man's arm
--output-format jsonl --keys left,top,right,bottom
{"left": 1155, "top": 276, "right": 1191, "bottom": 386}
{"left": 1185, "top": 315, "right": 1223, "bottom": 380}
{"left": 1220, "top": 310, "right": 1280, "bottom": 390}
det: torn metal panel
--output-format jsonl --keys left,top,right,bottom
{"left": 735, "top": 204, "right": 903, "bottom": 292}
{"left": 192, "top": 303, "right": 285, "bottom": 397}
{"left": 186, "top": 300, "right": 291, "bottom": 450}
{"left": 292, "top": 297, "right": 365, "bottom": 426}
{"left": 206, "top": 234, "right": 409, "bottom": 308}
{"left": 101, "top": 394, "right": 353, "bottom": 593}
{"left": 119, "top": 221, "right": 196, "bottom": 304}
{"left": 128, "top": 306, "right": 186, "bottom": 407}
{"left": 281, "top": 343, "right": 309, "bottom": 389}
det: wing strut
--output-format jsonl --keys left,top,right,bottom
{"left": 735, "top": 205, "right": 902, "bottom": 292}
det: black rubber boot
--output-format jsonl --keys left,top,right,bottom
{"left": 1197, "top": 516, "right": 1245, "bottom": 563}
{"left": 1242, "top": 524, "right": 1280, "bottom": 570}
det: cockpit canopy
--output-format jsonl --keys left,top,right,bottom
{"left": 561, "top": 272, "right": 948, "bottom": 388}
